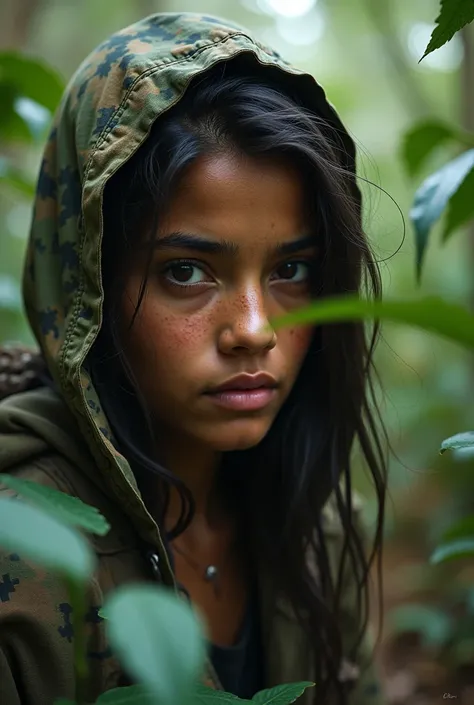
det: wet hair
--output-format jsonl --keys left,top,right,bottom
{"left": 93, "top": 60, "right": 386, "bottom": 703}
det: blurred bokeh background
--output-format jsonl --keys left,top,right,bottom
{"left": 2, "top": 1, "right": 474, "bottom": 703}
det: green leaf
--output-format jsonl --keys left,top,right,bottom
{"left": 443, "top": 162, "right": 474, "bottom": 240}
{"left": 401, "top": 120, "right": 456, "bottom": 177}
{"left": 421, "top": 0, "right": 474, "bottom": 60}
{"left": 442, "top": 515, "right": 474, "bottom": 542}
{"left": 252, "top": 683, "right": 315, "bottom": 704}
{"left": 0, "top": 51, "right": 64, "bottom": 112}
{"left": 0, "top": 474, "right": 110, "bottom": 536}
{"left": 53, "top": 700, "right": 76, "bottom": 705}
{"left": 272, "top": 295, "right": 474, "bottom": 351}
{"left": 96, "top": 685, "right": 154, "bottom": 704}
{"left": 387, "top": 604, "right": 453, "bottom": 647}
{"left": 431, "top": 538, "right": 474, "bottom": 564}
{"left": 440, "top": 431, "right": 474, "bottom": 453}
{"left": 0, "top": 156, "right": 35, "bottom": 197}
{"left": 410, "top": 149, "right": 474, "bottom": 280}
{"left": 65, "top": 577, "right": 88, "bottom": 702}
{"left": 0, "top": 83, "right": 33, "bottom": 143}
{"left": 104, "top": 584, "right": 206, "bottom": 705}
{"left": 0, "top": 496, "right": 95, "bottom": 581}
{"left": 193, "top": 684, "right": 245, "bottom": 703}
{"left": 14, "top": 97, "right": 51, "bottom": 141}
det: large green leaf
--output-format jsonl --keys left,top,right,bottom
{"left": 0, "top": 474, "right": 110, "bottom": 536}
{"left": 0, "top": 91, "right": 51, "bottom": 144}
{"left": 0, "top": 496, "right": 95, "bottom": 581}
{"left": 431, "top": 538, "right": 474, "bottom": 564}
{"left": 410, "top": 149, "right": 474, "bottom": 280}
{"left": 422, "top": 0, "right": 474, "bottom": 60}
{"left": 96, "top": 685, "right": 154, "bottom": 704}
{"left": 252, "top": 683, "right": 315, "bottom": 704}
{"left": 272, "top": 295, "right": 474, "bottom": 350}
{"left": 401, "top": 120, "right": 456, "bottom": 177}
{"left": 440, "top": 431, "right": 474, "bottom": 453}
{"left": 104, "top": 584, "right": 206, "bottom": 705}
{"left": 443, "top": 162, "right": 474, "bottom": 240}
{"left": 14, "top": 97, "right": 51, "bottom": 141}
{"left": 192, "top": 683, "right": 315, "bottom": 705}
{"left": 0, "top": 83, "right": 32, "bottom": 143}
{"left": 0, "top": 52, "right": 64, "bottom": 112}
{"left": 387, "top": 604, "right": 453, "bottom": 647}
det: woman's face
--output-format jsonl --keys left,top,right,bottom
{"left": 121, "top": 152, "right": 315, "bottom": 454}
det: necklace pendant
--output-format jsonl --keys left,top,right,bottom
{"left": 205, "top": 565, "right": 218, "bottom": 582}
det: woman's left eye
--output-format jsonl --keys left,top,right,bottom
{"left": 272, "top": 261, "right": 310, "bottom": 283}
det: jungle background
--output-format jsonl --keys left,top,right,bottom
{"left": 1, "top": 0, "right": 474, "bottom": 703}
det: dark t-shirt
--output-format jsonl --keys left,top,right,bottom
{"left": 210, "top": 591, "right": 264, "bottom": 698}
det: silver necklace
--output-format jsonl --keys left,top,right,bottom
{"left": 173, "top": 543, "right": 222, "bottom": 597}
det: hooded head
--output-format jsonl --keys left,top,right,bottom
{"left": 22, "top": 13, "right": 384, "bottom": 702}
{"left": 24, "top": 9, "right": 365, "bottom": 483}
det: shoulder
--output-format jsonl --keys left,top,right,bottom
{"left": 0, "top": 456, "right": 72, "bottom": 495}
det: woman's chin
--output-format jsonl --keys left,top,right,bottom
{"left": 210, "top": 419, "right": 272, "bottom": 452}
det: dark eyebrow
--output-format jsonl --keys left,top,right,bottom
{"left": 275, "top": 235, "right": 316, "bottom": 256}
{"left": 151, "top": 232, "right": 239, "bottom": 255}
{"left": 151, "top": 231, "right": 315, "bottom": 256}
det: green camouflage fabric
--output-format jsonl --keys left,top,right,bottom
{"left": 0, "top": 12, "right": 385, "bottom": 705}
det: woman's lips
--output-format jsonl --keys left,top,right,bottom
{"left": 206, "top": 387, "right": 277, "bottom": 411}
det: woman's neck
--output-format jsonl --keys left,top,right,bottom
{"left": 153, "top": 435, "right": 225, "bottom": 531}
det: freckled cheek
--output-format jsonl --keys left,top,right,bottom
{"left": 132, "top": 307, "right": 211, "bottom": 374}
{"left": 284, "top": 326, "right": 313, "bottom": 362}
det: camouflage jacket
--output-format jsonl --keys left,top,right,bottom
{"left": 0, "top": 13, "right": 385, "bottom": 705}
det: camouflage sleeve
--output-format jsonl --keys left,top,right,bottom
{"left": 0, "top": 550, "right": 76, "bottom": 705}
{"left": 0, "top": 467, "right": 115, "bottom": 704}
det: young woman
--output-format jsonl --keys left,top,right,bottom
{"left": 0, "top": 12, "right": 386, "bottom": 705}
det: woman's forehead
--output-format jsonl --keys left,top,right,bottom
{"left": 162, "top": 152, "right": 310, "bottom": 249}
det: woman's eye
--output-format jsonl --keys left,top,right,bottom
{"left": 164, "top": 263, "right": 208, "bottom": 286}
{"left": 273, "top": 261, "right": 310, "bottom": 283}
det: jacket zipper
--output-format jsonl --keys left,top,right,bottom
{"left": 147, "top": 551, "right": 224, "bottom": 692}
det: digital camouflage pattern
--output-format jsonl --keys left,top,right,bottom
{"left": 0, "top": 12, "right": 384, "bottom": 705}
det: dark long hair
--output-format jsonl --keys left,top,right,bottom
{"left": 93, "top": 60, "right": 386, "bottom": 704}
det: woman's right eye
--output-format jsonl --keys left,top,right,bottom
{"left": 163, "top": 262, "right": 210, "bottom": 287}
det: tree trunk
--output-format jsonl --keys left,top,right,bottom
{"left": 0, "top": 0, "right": 43, "bottom": 50}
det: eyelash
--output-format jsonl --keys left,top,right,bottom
{"left": 161, "top": 258, "right": 313, "bottom": 289}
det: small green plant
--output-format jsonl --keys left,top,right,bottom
{"left": 398, "top": 1, "right": 474, "bottom": 279}
{"left": 0, "top": 475, "right": 314, "bottom": 705}
{"left": 421, "top": 0, "right": 474, "bottom": 61}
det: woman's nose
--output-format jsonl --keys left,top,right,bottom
{"left": 217, "top": 287, "right": 277, "bottom": 356}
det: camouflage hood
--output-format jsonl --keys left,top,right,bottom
{"left": 22, "top": 12, "right": 358, "bottom": 540}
